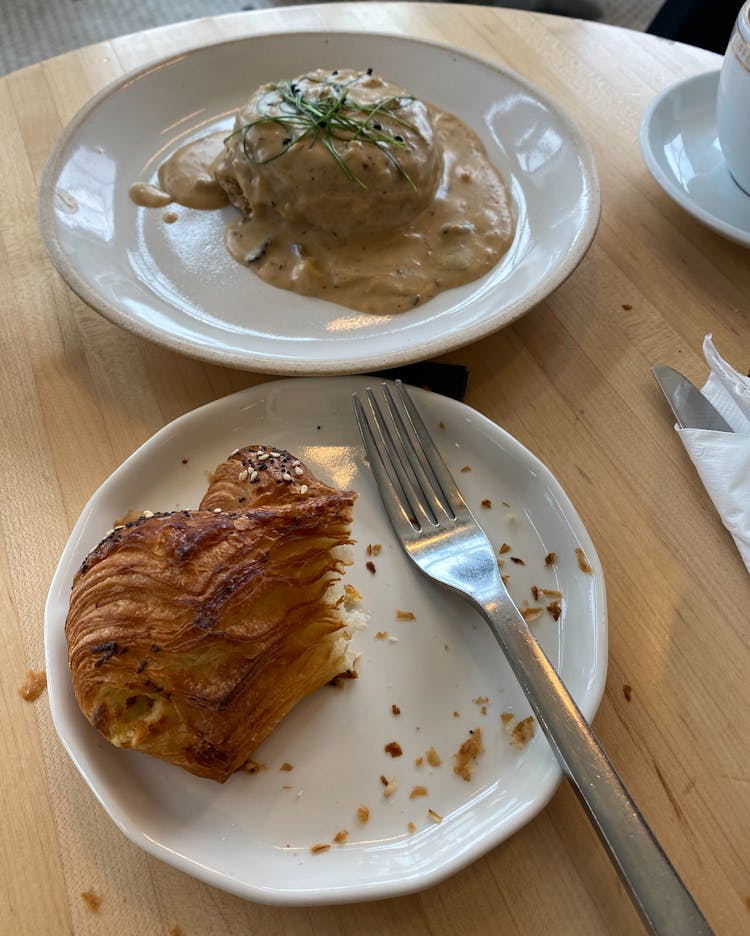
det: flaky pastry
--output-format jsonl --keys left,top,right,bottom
{"left": 65, "top": 447, "right": 357, "bottom": 782}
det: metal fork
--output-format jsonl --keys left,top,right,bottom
{"left": 353, "top": 380, "right": 712, "bottom": 936}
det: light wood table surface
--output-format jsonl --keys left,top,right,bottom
{"left": 2, "top": 4, "right": 748, "bottom": 934}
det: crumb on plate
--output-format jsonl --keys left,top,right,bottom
{"left": 575, "top": 547, "right": 592, "bottom": 574}
{"left": 453, "top": 728, "right": 484, "bottom": 781}
{"left": 510, "top": 716, "right": 536, "bottom": 749}
{"left": 426, "top": 746, "right": 441, "bottom": 767}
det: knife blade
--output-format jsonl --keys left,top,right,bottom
{"left": 652, "top": 365, "right": 733, "bottom": 432}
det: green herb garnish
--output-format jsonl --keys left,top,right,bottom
{"left": 225, "top": 71, "right": 421, "bottom": 190}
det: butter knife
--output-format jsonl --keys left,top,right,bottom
{"left": 652, "top": 365, "right": 733, "bottom": 432}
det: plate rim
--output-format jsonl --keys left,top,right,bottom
{"left": 44, "top": 375, "right": 608, "bottom": 905}
{"left": 38, "top": 28, "right": 601, "bottom": 375}
{"left": 639, "top": 69, "right": 750, "bottom": 249}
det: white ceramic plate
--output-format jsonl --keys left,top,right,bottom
{"left": 45, "top": 377, "right": 607, "bottom": 904}
{"left": 39, "top": 31, "right": 600, "bottom": 375}
{"left": 640, "top": 70, "right": 750, "bottom": 249}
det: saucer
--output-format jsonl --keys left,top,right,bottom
{"left": 639, "top": 70, "right": 750, "bottom": 249}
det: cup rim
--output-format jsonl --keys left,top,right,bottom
{"left": 739, "top": 0, "right": 750, "bottom": 43}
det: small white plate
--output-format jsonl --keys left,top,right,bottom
{"left": 640, "top": 70, "right": 750, "bottom": 248}
{"left": 45, "top": 377, "right": 607, "bottom": 904}
{"left": 39, "top": 31, "right": 600, "bottom": 375}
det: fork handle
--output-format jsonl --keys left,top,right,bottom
{"left": 482, "top": 599, "right": 713, "bottom": 936}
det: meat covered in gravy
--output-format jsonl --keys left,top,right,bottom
{"left": 131, "top": 68, "right": 515, "bottom": 314}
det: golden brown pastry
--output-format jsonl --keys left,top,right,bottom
{"left": 65, "top": 448, "right": 357, "bottom": 782}
{"left": 200, "top": 444, "right": 338, "bottom": 511}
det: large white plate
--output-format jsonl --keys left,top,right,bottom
{"left": 639, "top": 70, "right": 750, "bottom": 249}
{"left": 39, "top": 31, "right": 600, "bottom": 375}
{"left": 45, "top": 377, "right": 607, "bottom": 904}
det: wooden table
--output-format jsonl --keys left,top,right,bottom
{"left": 2, "top": 4, "right": 748, "bottom": 934}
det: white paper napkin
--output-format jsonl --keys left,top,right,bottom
{"left": 676, "top": 335, "right": 750, "bottom": 572}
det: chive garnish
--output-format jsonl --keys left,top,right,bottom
{"left": 225, "top": 72, "right": 421, "bottom": 190}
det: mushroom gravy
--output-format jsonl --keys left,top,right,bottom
{"left": 130, "top": 70, "right": 514, "bottom": 315}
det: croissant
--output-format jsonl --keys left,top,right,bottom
{"left": 65, "top": 446, "right": 357, "bottom": 782}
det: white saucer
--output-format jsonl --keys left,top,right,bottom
{"left": 639, "top": 70, "right": 750, "bottom": 248}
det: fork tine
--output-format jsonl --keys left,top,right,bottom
{"left": 390, "top": 380, "right": 469, "bottom": 517}
{"left": 352, "top": 390, "right": 432, "bottom": 533}
{"left": 381, "top": 382, "right": 452, "bottom": 522}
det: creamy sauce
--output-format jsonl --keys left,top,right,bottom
{"left": 224, "top": 111, "right": 513, "bottom": 314}
{"left": 130, "top": 132, "right": 228, "bottom": 210}
{"left": 128, "top": 182, "right": 172, "bottom": 208}
{"left": 131, "top": 71, "right": 514, "bottom": 314}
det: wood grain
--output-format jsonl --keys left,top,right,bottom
{"left": 1, "top": 5, "right": 748, "bottom": 935}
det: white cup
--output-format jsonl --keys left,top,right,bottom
{"left": 717, "top": 1, "right": 750, "bottom": 195}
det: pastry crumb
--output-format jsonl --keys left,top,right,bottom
{"left": 500, "top": 711, "right": 514, "bottom": 725}
{"left": 365, "top": 561, "right": 376, "bottom": 574}
{"left": 545, "top": 552, "right": 557, "bottom": 566}
{"left": 428, "top": 808, "right": 443, "bottom": 823}
{"left": 375, "top": 630, "right": 388, "bottom": 640}
{"left": 344, "top": 583, "right": 363, "bottom": 602}
{"left": 407, "top": 821, "right": 417, "bottom": 833}
{"left": 520, "top": 607, "right": 544, "bottom": 623}
{"left": 426, "top": 746, "right": 441, "bottom": 767}
{"left": 391, "top": 703, "right": 401, "bottom": 716}
{"left": 333, "top": 829, "right": 349, "bottom": 844}
{"left": 415, "top": 756, "right": 424, "bottom": 767}
{"left": 366, "top": 543, "right": 382, "bottom": 556}
{"left": 311, "top": 843, "right": 331, "bottom": 855}
{"left": 453, "top": 728, "right": 484, "bottom": 781}
{"left": 395, "top": 609, "right": 415, "bottom": 620}
{"left": 410, "top": 785, "right": 428, "bottom": 798}
{"left": 80, "top": 891, "right": 101, "bottom": 913}
{"left": 575, "top": 547, "right": 592, "bottom": 573}
{"left": 384, "top": 742, "right": 403, "bottom": 758}
{"left": 498, "top": 543, "right": 511, "bottom": 554}
{"left": 510, "top": 716, "right": 536, "bottom": 748}
{"left": 381, "top": 776, "right": 397, "bottom": 798}
{"left": 242, "top": 759, "right": 267, "bottom": 774}
{"left": 18, "top": 669, "right": 47, "bottom": 701}
{"left": 481, "top": 499, "right": 492, "bottom": 509}
{"left": 623, "top": 684, "right": 632, "bottom": 702}
{"left": 460, "top": 465, "right": 471, "bottom": 472}
{"left": 357, "top": 805, "right": 370, "bottom": 825}
{"left": 280, "top": 762, "right": 294, "bottom": 772}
